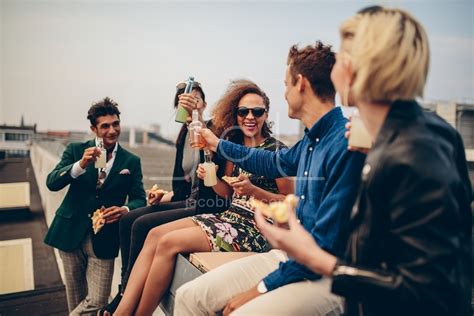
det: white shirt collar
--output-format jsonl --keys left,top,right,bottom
{"left": 95, "top": 137, "right": 119, "bottom": 155}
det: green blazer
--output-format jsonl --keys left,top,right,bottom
{"left": 44, "top": 140, "right": 146, "bottom": 259}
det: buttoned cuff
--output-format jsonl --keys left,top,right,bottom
{"left": 70, "top": 161, "right": 86, "bottom": 179}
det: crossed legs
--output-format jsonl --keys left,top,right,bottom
{"left": 113, "top": 217, "right": 210, "bottom": 316}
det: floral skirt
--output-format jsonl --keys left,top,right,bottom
{"left": 191, "top": 205, "right": 272, "bottom": 253}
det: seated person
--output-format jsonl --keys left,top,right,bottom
{"left": 255, "top": 6, "right": 472, "bottom": 316}
{"left": 174, "top": 42, "right": 365, "bottom": 316}
{"left": 99, "top": 81, "right": 229, "bottom": 315}
{"left": 113, "top": 80, "right": 294, "bottom": 315}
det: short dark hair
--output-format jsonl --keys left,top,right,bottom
{"left": 287, "top": 41, "right": 336, "bottom": 102}
{"left": 87, "top": 97, "right": 121, "bottom": 126}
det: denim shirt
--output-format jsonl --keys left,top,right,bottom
{"left": 217, "top": 107, "right": 366, "bottom": 291}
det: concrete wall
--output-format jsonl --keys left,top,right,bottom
{"left": 30, "top": 143, "right": 124, "bottom": 305}
{"left": 30, "top": 143, "right": 66, "bottom": 226}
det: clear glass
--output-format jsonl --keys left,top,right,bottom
{"left": 95, "top": 137, "right": 107, "bottom": 168}
{"left": 188, "top": 110, "right": 206, "bottom": 149}
{"left": 348, "top": 109, "right": 372, "bottom": 149}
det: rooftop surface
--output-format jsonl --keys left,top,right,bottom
{"left": 0, "top": 158, "right": 68, "bottom": 315}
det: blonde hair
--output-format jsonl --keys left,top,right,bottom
{"left": 340, "top": 7, "right": 430, "bottom": 102}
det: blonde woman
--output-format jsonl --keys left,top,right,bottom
{"left": 256, "top": 6, "right": 472, "bottom": 316}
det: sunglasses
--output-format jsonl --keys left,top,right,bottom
{"left": 175, "top": 81, "right": 202, "bottom": 90}
{"left": 235, "top": 107, "right": 267, "bottom": 118}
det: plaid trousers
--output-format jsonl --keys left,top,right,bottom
{"left": 59, "top": 234, "right": 114, "bottom": 315}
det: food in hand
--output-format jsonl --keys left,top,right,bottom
{"left": 221, "top": 176, "right": 240, "bottom": 185}
{"left": 91, "top": 207, "right": 106, "bottom": 234}
{"left": 148, "top": 184, "right": 169, "bottom": 203}
{"left": 250, "top": 194, "right": 299, "bottom": 225}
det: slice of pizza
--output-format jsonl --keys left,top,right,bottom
{"left": 249, "top": 198, "right": 274, "bottom": 218}
{"left": 273, "top": 194, "right": 299, "bottom": 223}
{"left": 250, "top": 194, "right": 299, "bottom": 225}
{"left": 148, "top": 184, "right": 169, "bottom": 203}
{"left": 221, "top": 176, "right": 240, "bottom": 185}
{"left": 91, "top": 208, "right": 106, "bottom": 234}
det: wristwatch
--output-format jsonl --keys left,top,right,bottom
{"left": 257, "top": 280, "right": 268, "bottom": 294}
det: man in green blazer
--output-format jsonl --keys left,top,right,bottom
{"left": 44, "top": 97, "right": 146, "bottom": 315}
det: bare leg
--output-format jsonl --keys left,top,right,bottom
{"left": 134, "top": 226, "right": 211, "bottom": 316}
{"left": 114, "top": 218, "right": 200, "bottom": 316}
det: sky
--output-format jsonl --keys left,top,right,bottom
{"left": 1, "top": 0, "right": 473, "bottom": 138}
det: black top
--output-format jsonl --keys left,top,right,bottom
{"left": 332, "top": 100, "right": 472, "bottom": 316}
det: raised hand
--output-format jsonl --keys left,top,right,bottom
{"left": 345, "top": 121, "right": 370, "bottom": 154}
{"left": 200, "top": 128, "right": 220, "bottom": 152}
{"left": 178, "top": 93, "right": 200, "bottom": 115}
{"left": 79, "top": 147, "right": 101, "bottom": 169}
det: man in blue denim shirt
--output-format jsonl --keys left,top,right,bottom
{"left": 174, "top": 42, "right": 365, "bottom": 316}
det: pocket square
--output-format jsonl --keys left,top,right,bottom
{"left": 119, "top": 169, "right": 131, "bottom": 175}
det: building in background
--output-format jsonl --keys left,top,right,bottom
{"left": 421, "top": 101, "right": 474, "bottom": 163}
{"left": 297, "top": 101, "right": 474, "bottom": 183}
{"left": 0, "top": 123, "right": 36, "bottom": 159}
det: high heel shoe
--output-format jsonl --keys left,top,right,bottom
{"left": 97, "top": 285, "right": 123, "bottom": 315}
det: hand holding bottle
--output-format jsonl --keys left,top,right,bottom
{"left": 178, "top": 93, "right": 200, "bottom": 115}
{"left": 196, "top": 150, "right": 218, "bottom": 187}
{"left": 199, "top": 128, "right": 220, "bottom": 152}
{"left": 176, "top": 76, "right": 195, "bottom": 123}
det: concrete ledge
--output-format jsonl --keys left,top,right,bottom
{"left": 159, "top": 252, "right": 257, "bottom": 315}
{"left": 160, "top": 254, "right": 202, "bottom": 315}
{"left": 0, "top": 182, "right": 30, "bottom": 210}
{"left": 0, "top": 238, "right": 34, "bottom": 295}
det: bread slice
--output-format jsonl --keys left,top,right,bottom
{"left": 250, "top": 194, "right": 299, "bottom": 224}
{"left": 221, "top": 176, "right": 240, "bottom": 185}
{"left": 148, "top": 184, "right": 169, "bottom": 203}
{"left": 91, "top": 208, "right": 106, "bottom": 234}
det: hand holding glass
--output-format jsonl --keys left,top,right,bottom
{"left": 95, "top": 138, "right": 107, "bottom": 168}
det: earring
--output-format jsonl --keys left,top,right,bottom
{"left": 265, "top": 120, "right": 274, "bottom": 129}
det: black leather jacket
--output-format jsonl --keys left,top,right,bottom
{"left": 332, "top": 100, "right": 472, "bottom": 316}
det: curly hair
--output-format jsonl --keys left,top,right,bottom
{"left": 87, "top": 97, "right": 121, "bottom": 126}
{"left": 211, "top": 79, "right": 272, "bottom": 144}
{"left": 287, "top": 41, "right": 336, "bottom": 102}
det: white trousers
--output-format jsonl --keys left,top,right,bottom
{"left": 174, "top": 250, "right": 344, "bottom": 316}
